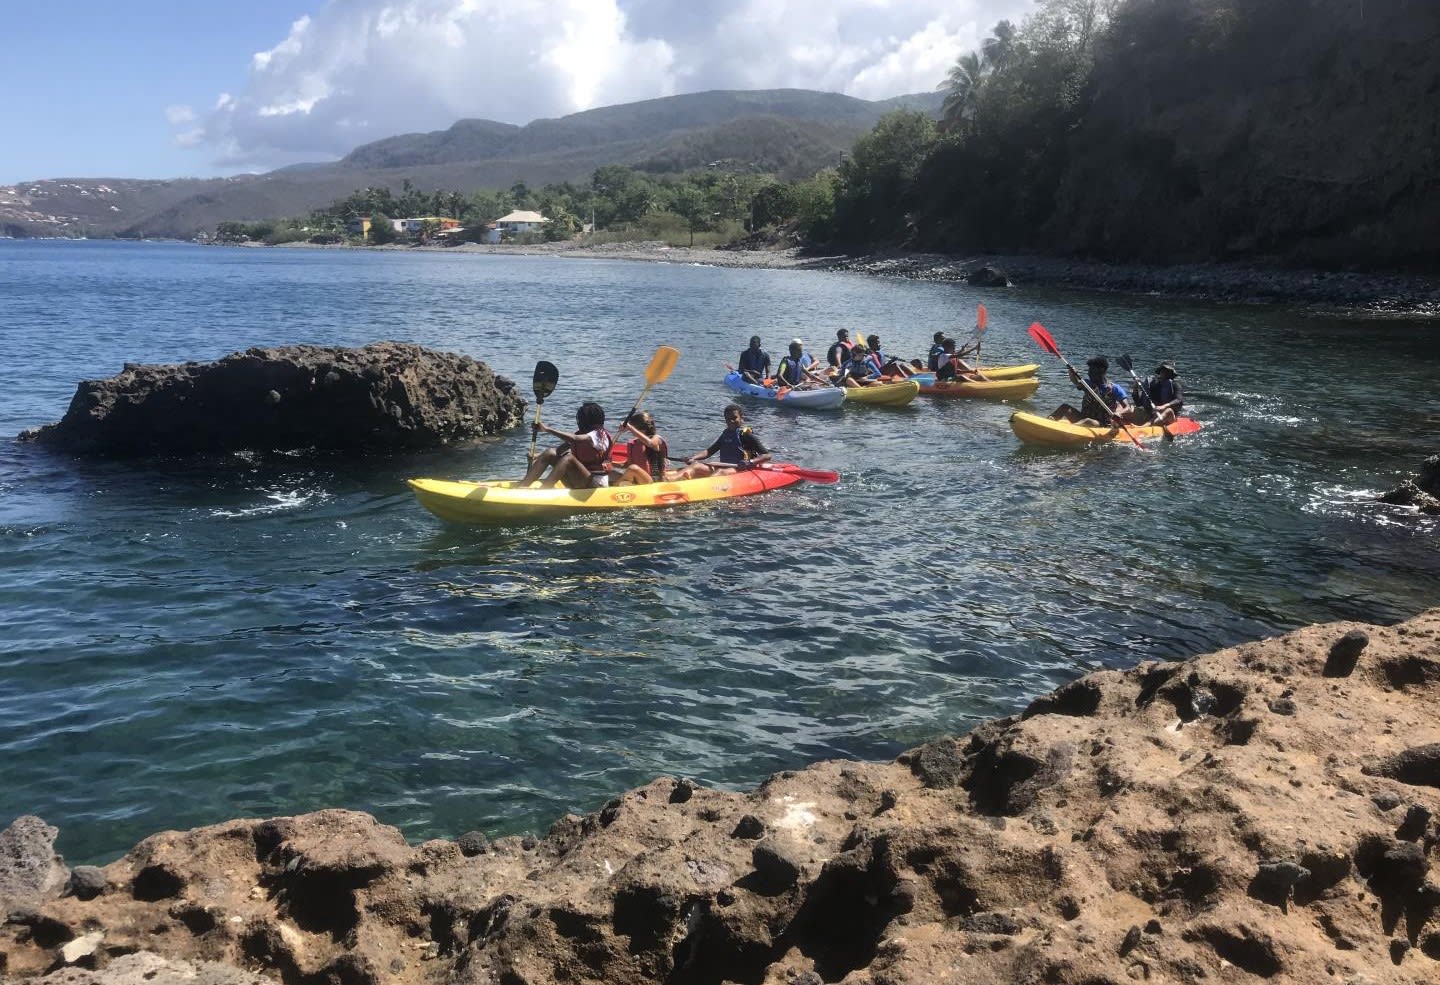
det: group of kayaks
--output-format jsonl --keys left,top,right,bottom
{"left": 408, "top": 333, "right": 1203, "bottom": 525}
{"left": 722, "top": 363, "right": 1042, "bottom": 409}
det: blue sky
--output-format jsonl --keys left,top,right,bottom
{"left": 0, "top": 3, "right": 319, "bottom": 182}
{"left": 1, "top": 0, "right": 1031, "bottom": 185}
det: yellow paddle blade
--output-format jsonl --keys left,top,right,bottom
{"left": 645, "top": 346, "right": 680, "bottom": 386}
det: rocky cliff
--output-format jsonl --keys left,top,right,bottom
{"left": 17, "top": 343, "right": 524, "bottom": 457}
{"left": 4, "top": 609, "right": 1439, "bottom": 984}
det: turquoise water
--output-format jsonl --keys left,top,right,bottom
{"left": 2, "top": 240, "right": 1438, "bottom": 864}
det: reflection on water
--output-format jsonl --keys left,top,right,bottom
{"left": 1, "top": 241, "right": 1437, "bottom": 863}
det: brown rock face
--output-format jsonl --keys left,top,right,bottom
{"left": 3, "top": 611, "right": 1440, "bottom": 984}
{"left": 16, "top": 343, "right": 525, "bottom": 456}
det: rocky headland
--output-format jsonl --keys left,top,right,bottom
{"left": 16, "top": 343, "right": 525, "bottom": 457}
{"left": 4, "top": 610, "right": 1440, "bottom": 984}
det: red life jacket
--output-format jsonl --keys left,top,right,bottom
{"left": 570, "top": 429, "right": 613, "bottom": 474}
{"left": 626, "top": 437, "right": 668, "bottom": 481}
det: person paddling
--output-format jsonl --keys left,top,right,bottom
{"left": 866, "top": 334, "right": 918, "bottom": 378}
{"left": 738, "top": 335, "right": 771, "bottom": 384}
{"left": 927, "top": 331, "right": 948, "bottom": 371}
{"left": 679, "top": 404, "right": 770, "bottom": 478}
{"left": 1048, "top": 355, "right": 1130, "bottom": 426}
{"left": 934, "top": 338, "right": 981, "bottom": 381}
{"left": 521, "top": 401, "right": 613, "bottom": 488}
{"left": 833, "top": 342, "right": 881, "bottom": 387}
{"left": 614, "top": 411, "right": 674, "bottom": 485}
{"left": 775, "top": 338, "right": 822, "bottom": 388}
{"left": 826, "top": 329, "right": 853, "bottom": 368}
{"left": 1131, "top": 361, "right": 1184, "bottom": 426}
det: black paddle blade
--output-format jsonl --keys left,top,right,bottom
{"left": 532, "top": 361, "right": 559, "bottom": 403}
{"left": 1116, "top": 353, "right": 1134, "bottom": 373}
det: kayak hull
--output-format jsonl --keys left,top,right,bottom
{"left": 841, "top": 379, "right": 920, "bottom": 406}
{"left": 723, "top": 372, "right": 846, "bottom": 409}
{"left": 907, "top": 363, "right": 1039, "bottom": 385}
{"left": 1009, "top": 411, "right": 1203, "bottom": 447}
{"left": 409, "top": 465, "right": 808, "bottom": 525}
{"left": 890, "top": 364, "right": 1041, "bottom": 387}
{"left": 917, "top": 376, "right": 1041, "bottom": 401}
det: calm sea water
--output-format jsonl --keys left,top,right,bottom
{"left": 2, "top": 240, "right": 1438, "bottom": 864}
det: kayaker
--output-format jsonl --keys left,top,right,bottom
{"left": 833, "top": 343, "right": 881, "bottom": 387}
{"left": 866, "top": 334, "right": 918, "bottom": 378}
{"left": 680, "top": 404, "right": 771, "bottom": 478}
{"left": 614, "top": 411, "right": 674, "bottom": 484}
{"left": 826, "top": 329, "right": 853, "bottom": 368}
{"left": 738, "top": 336, "right": 771, "bottom": 384}
{"left": 521, "top": 401, "right": 614, "bottom": 488}
{"left": 1049, "top": 356, "right": 1130, "bottom": 426}
{"left": 934, "top": 338, "right": 980, "bottom": 381}
{"left": 1131, "top": 361, "right": 1184, "bottom": 426}
{"left": 775, "top": 338, "right": 820, "bottom": 388}
{"left": 927, "top": 331, "right": 947, "bottom": 371}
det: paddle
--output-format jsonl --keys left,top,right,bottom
{"left": 1026, "top": 323, "right": 1147, "bottom": 451}
{"left": 974, "top": 303, "right": 989, "bottom": 365}
{"left": 1116, "top": 354, "right": 1174, "bottom": 443}
{"left": 756, "top": 463, "right": 840, "bottom": 484}
{"left": 658, "top": 453, "right": 838, "bottom": 484}
{"left": 622, "top": 345, "right": 680, "bottom": 426}
{"left": 527, "top": 360, "right": 559, "bottom": 460}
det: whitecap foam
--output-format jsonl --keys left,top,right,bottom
{"left": 210, "top": 488, "right": 327, "bottom": 519}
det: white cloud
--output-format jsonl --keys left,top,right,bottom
{"left": 179, "top": 0, "right": 1032, "bottom": 169}
{"left": 165, "top": 104, "right": 197, "bottom": 125}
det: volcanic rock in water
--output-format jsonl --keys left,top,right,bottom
{"left": 17, "top": 342, "right": 525, "bottom": 456}
{"left": 1379, "top": 454, "right": 1440, "bottom": 514}
{"left": 2, "top": 611, "right": 1439, "bottom": 983}
{"left": 966, "top": 264, "right": 1010, "bottom": 287}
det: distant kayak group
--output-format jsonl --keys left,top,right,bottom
{"left": 408, "top": 311, "right": 1203, "bottom": 524}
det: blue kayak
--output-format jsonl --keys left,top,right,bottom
{"left": 723, "top": 372, "right": 846, "bottom": 409}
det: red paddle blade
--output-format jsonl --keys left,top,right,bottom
{"left": 976, "top": 304, "right": 988, "bottom": 331}
{"left": 1027, "top": 322, "right": 1061, "bottom": 358}
{"left": 760, "top": 463, "right": 839, "bottom": 483}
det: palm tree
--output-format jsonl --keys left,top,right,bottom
{"left": 939, "top": 52, "right": 987, "bottom": 131}
{"left": 982, "top": 20, "right": 1021, "bottom": 73}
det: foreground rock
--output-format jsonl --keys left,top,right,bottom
{"left": 17, "top": 343, "right": 525, "bottom": 456}
{"left": 4, "top": 610, "right": 1439, "bottom": 984}
{"left": 1380, "top": 455, "right": 1440, "bottom": 515}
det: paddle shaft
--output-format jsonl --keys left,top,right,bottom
{"left": 528, "top": 397, "right": 545, "bottom": 460}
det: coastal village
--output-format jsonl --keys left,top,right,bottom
{"left": 342, "top": 210, "right": 550, "bottom": 244}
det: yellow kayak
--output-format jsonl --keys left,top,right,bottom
{"left": 1009, "top": 411, "right": 1203, "bottom": 447}
{"left": 842, "top": 379, "right": 920, "bottom": 406}
{"left": 408, "top": 466, "right": 809, "bottom": 525}
{"left": 976, "top": 364, "right": 1040, "bottom": 380}
{"left": 917, "top": 376, "right": 1041, "bottom": 401}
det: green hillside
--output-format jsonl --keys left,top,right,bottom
{"left": 0, "top": 89, "right": 942, "bottom": 240}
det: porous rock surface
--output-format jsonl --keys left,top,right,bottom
{"left": 17, "top": 343, "right": 524, "bottom": 456}
{"left": 1380, "top": 455, "right": 1440, "bottom": 516}
{"left": 4, "top": 610, "right": 1440, "bottom": 984}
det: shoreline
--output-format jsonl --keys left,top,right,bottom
{"left": 4, "top": 609, "right": 1438, "bottom": 983}
{"left": 244, "top": 238, "right": 1440, "bottom": 314}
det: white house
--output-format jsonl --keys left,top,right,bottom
{"left": 493, "top": 210, "right": 547, "bottom": 238}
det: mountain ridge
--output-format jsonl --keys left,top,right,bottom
{"left": 0, "top": 88, "right": 943, "bottom": 240}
